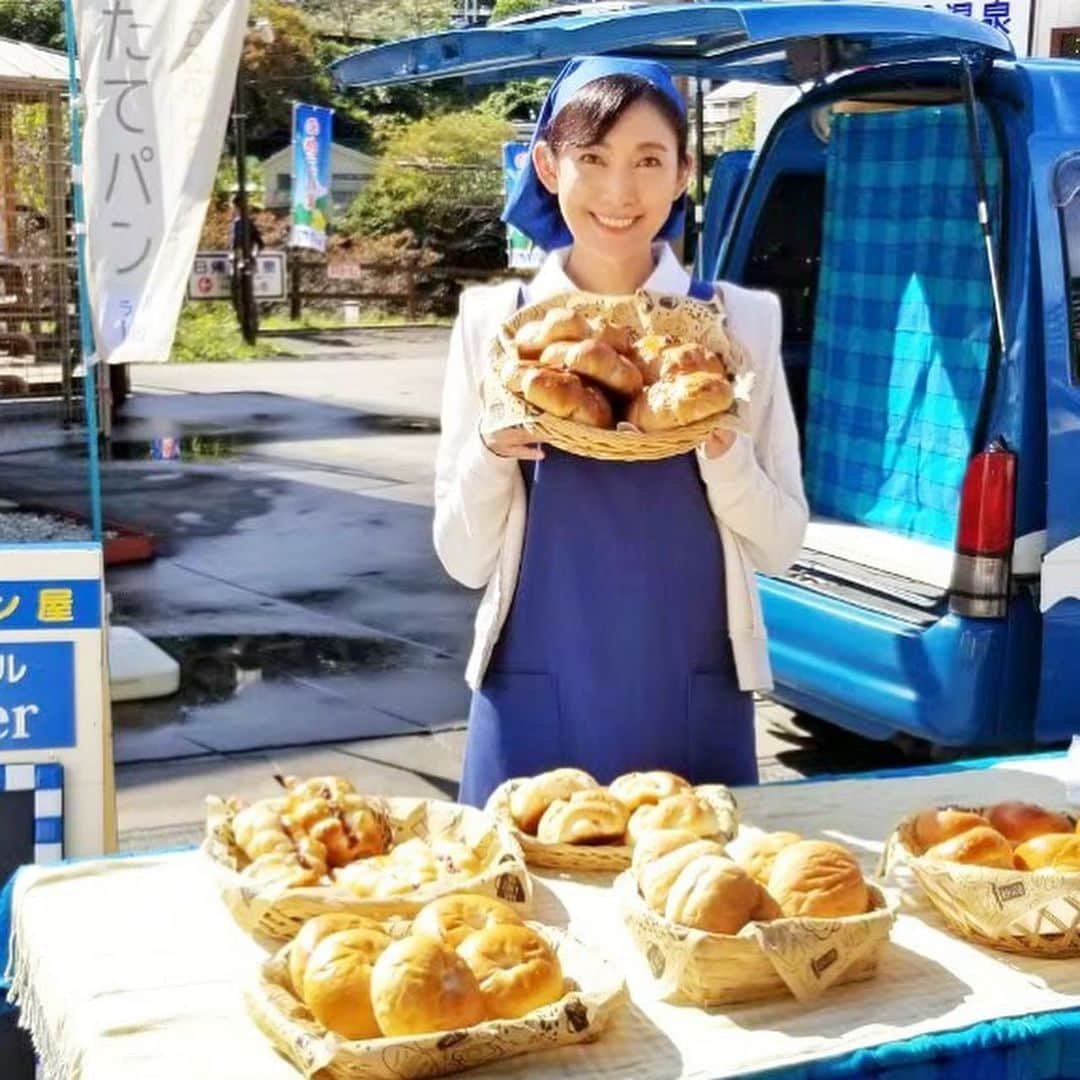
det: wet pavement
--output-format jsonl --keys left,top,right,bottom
{"left": 0, "top": 328, "right": 936, "bottom": 848}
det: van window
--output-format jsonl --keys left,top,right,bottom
{"left": 742, "top": 173, "right": 825, "bottom": 345}
{"left": 1056, "top": 154, "right": 1080, "bottom": 383}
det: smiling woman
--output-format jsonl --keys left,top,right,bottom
{"left": 433, "top": 56, "right": 808, "bottom": 807}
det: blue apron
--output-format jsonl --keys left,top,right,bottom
{"left": 459, "top": 279, "right": 756, "bottom": 807}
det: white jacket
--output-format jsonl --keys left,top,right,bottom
{"left": 433, "top": 244, "right": 809, "bottom": 692}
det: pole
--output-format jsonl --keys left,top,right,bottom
{"left": 695, "top": 77, "right": 706, "bottom": 278}
{"left": 233, "top": 61, "right": 258, "bottom": 344}
{"left": 61, "top": 0, "right": 104, "bottom": 544}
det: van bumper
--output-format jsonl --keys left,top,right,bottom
{"left": 758, "top": 574, "right": 1034, "bottom": 747}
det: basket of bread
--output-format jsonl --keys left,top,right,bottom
{"left": 484, "top": 287, "right": 753, "bottom": 462}
{"left": 886, "top": 799, "right": 1080, "bottom": 956}
{"left": 485, "top": 767, "right": 738, "bottom": 871}
{"left": 205, "top": 775, "right": 531, "bottom": 940}
{"left": 246, "top": 895, "right": 627, "bottom": 1080}
{"left": 615, "top": 827, "right": 895, "bottom": 1006}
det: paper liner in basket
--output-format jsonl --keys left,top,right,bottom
{"left": 204, "top": 795, "right": 532, "bottom": 941}
{"left": 482, "top": 288, "right": 755, "bottom": 460}
{"left": 245, "top": 921, "right": 628, "bottom": 1080}
{"left": 884, "top": 812, "right": 1080, "bottom": 956}
{"left": 485, "top": 779, "right": 739, "bottom": 871}
{"left": 614, "top": 870, "right": 896, "bottom": 1007}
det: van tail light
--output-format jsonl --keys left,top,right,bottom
{"left": 949, "top": 440, "right": 1016, "bottom": 619}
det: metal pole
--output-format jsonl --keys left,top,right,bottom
{"left": 62, "top": 0, "right": 104, "bottom": 544}
{"left": 695, "top": 77, "right": 706, "bottom": 279}
{"left": 959, "top": 57, "right": 1006, "bottom": 355}
{"left": 233, "top": 61, "right": 258, "bottom": 344}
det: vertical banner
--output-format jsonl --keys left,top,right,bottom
{"left": 914, "top": 0, "right": 1032, "bottom": 55}
{"left": 74, "top": 0, "right": 251, "bottom": 363}
{"left": 290, "top": 103, "right": 333, "bottom": 253}
{"left": 503, "top": 142, "right": 545, "bottom": 270}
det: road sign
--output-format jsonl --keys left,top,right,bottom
{"left": 188, "top": 251, "right": 288, "bottom": 301}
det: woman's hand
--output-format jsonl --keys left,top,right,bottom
{"left": 482, "top": 425, "right": 546, "bottom": 461}
{"left": 702, "top": 428, "right": 737, "bottom": 460}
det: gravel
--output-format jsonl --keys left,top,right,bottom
{"left": 0, "top": 510, "right": 114, "bottom": 543}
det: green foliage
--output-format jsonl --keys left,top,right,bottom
{"left": 171, "top": 303, "right": 286, "bottom": 363}
{"left": 0, "top": 0, "right": 64, "bottom": 49}
{"left": 212, "top": 154, "right": 265, "bottom": 205}
{"left": 490, "top": 0, "right": 551, "bottom": 21}
{"left": 725, "top": 95, "right": 757, "bottom": 151}
{"left": 299, "top": 0, "right": 453, "bottom": 39}
{"left": 344, "top": 110, "right": 513, "bottom": 254}
{"left": 479, "top": 79, "right": 552, "bottom": 123}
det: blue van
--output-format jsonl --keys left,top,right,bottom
{"left": 333, "top": 2, "right": 1080, "bottom": 754}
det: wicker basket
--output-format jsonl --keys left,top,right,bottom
{"left": 245, "top": 920, "right": 628, "bottom": 1080}
{"left": 614, "top": 871, "right": 896, "bottom": 1007}
{"left": 205, "top": 795, "right": 532, "bottom": 941}
{"left": 886, "top": 811, "right": 1080, "bottom": 957}
{"left": 485, "top": 780, "right": 739, "bottom": 872}
{"left": 484, "top": 287, "right": 754, "bottom": 462}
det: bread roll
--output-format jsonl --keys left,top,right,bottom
{"left": 411, "top": 895, "right": 523, "bottom": 950}
{"left": 371, "top": 935, "right": 487, "bottom": 1037}
{"left": 658, "top": 343, "right": 728, "bottom": 380}
{"left": 232, "top": 799, "right": 289, "bottom": 858}
{"left": 768, "top": 840, "right": 869, "bottom": 918}
{"left": 627, "top": 792, "right": 719, "bottom": 845}
{"left": 509, "top": 768, "right": 599, "bottom": 835}
{"left": 986, "top": 801, "right": 1073, "bottom": 845}
{"left": 664, "top": 855, "right": 763, "bottom": 934}
{"left": 500, "top": 353, "right": 539, "bottom": 393}
{"left": 626, "top": 371, "right": 735, "bottom": 432}
{"left": 537, "top": 340, "right": 576, "bottom": 369}
{"left": 609, "top": 771, "right": 691, "bottom": 814}
{"left": 912, "top": 807, "right": 992, "bottom": 851}
{"left": 335, "top": 853, "right": 392, "bottom": 898}
{"left": 458, "top": 924, "right": 564, "bottom": 1020}
{"left": 520, "top": 367, "right": 614, "bottom": 428}
{"left": 240, "top": 850, "right": 324, "bottom": 889}
{"left": 639, "top": 838, "right": 726, "bottom": 912}
{"left": 302, "top": 926, "right": 391, "bottom": 1039}
{"left": 924, "top": 825, "right": 1015, "bottom": 870}
{"left": 290, "top": 913, "right": 381, "bottom": 996}
{"left": 309, "top": 795, "right": 393, "bottom": 869}
{"left": 514, "top": 309, "right": 590, "bottom": 359}
{"left": 588, "top": 319, "right": 635, "bottom": 356}
{"left": 631, "top": 828, "right": 700, "bottom": 877}
{"left": 735, "top": 831, "right": 803, "bottom": 886}
{"left": 537, "top": 789, "right": 629, "bottom": 845}
{"left": 630, "top": 334, "right": 676, "bottom": 384}
{"left": 1014, "top": 833, "right": 1080, "bottom": 872}
{"left": 562, "top": 339, "right": 643, "bottom": 396}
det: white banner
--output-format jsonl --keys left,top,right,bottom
{"left": 75, "top": 0, "right": 251, "bottom": 363}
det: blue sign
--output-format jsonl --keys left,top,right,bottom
{"left": 0, "top": 642, "right": 75, "bottom": 749}
{"left": 0, "top": 580, "right": 101, "bottom": 631}
{"left": 290, "top": 103, "right": 334, "bottom": 253}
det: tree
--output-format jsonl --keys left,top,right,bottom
{"left": 490, "top": 0, "right": 551, "bottom": 21}
{"left": 0, "top": 0, "right": 64, "bottom": 50}
{"left": 328, "top": 0, "right": 454, "bottom": 40}
{"left": 344, "top": 110, "right": 513, "bottom": 265}
{"left": 725, "top": 95, "right": 757, "bottom": 151}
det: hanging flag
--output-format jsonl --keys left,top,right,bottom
{"left": 290, "top": 103, "right": 334, "bottom": 253}
{"left": 503, "top": 142, "right": 544, "bottom": 270}
{"left": 73, "top": 0, "right": 251, "bottom": 363}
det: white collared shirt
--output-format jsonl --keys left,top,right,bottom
{"left": 525, "top": 242, "right": 691, "bottom": 304}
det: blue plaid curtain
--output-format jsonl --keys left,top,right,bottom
{"left": 803, "top": 105, "right": 1001, "bottom": 547}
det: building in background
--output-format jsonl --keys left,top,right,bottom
{"left": 262, "top": 142, "right": 376, "bottom": 214}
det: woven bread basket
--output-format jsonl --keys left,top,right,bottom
{"left": 205, "top": 795, "right": 531, "bottom": 941}
{"left": 484, "top": 287, "right": 754, "bottom": 462}
{"left": 886, "top": 810, "right": 1080, "bottom": 957}
{"left": 614, "top": 870, "right": 896, "bottom": 1007}
{"left": 245, "top": 919, "right": 628, "bottom": 1080}
{"left": 485, "top": 779, "right": 738, "bottom": 872}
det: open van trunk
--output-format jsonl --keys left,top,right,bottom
{"left": 728, "top": 84, "right": 1004, "bottom": 629}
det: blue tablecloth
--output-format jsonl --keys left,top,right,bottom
{"left": 3, "top": 754, "right": 1077, "bottom": 1080}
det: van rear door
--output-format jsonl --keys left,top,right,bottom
{"left": 1031, "top": 140, "right": 1080, "bottom": 740}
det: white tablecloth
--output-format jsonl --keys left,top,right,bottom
{"left": 10, "top": 754, "right": 1080, "bottom": 1079}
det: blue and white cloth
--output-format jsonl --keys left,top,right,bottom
{"left": 803, "top": 105, "right": 1002, "bottom": 546}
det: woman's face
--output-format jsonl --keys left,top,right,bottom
{"left": 535, "top": 97, "right": 689, "bottom": 260}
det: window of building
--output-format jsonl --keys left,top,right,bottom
{"left": 1051, "top": 27, "right": 1080, "bottom": 57}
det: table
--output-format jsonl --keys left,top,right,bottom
{"left": 7, "top": 753, "right": 1080, "bottom": 1079}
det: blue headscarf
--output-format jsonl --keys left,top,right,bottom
{"left": 502, "top": 56, "right": 687, "bottom": 251}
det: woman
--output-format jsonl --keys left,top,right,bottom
{"left": 434, "top": 56, "right": 808, "bottom": 807}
